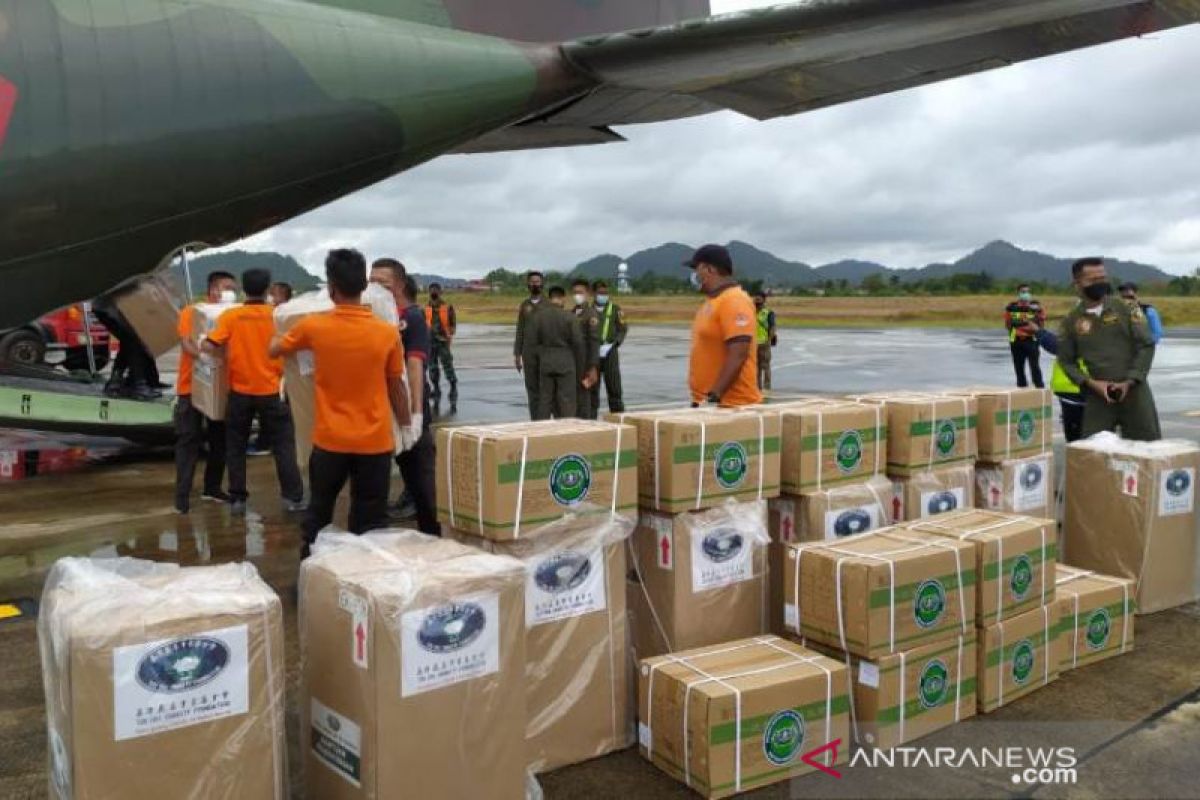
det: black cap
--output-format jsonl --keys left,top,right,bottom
{"left": 1118, "top": 281, "right": 1137, "bottom": 292}
{"left": 684, "top": 243, "right": 733, "bottom": 273}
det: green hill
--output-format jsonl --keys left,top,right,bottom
{"left": 172, "top": 250, "right": 321, "bottom": 297}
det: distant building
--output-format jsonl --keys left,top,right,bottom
{"left": 462, "top": 279, "right": 498, "bottom": 293}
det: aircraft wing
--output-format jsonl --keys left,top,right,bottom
{"left": 467, "top": 0, "right": 1200, "bottom": 151}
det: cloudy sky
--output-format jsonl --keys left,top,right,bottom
{"left": 228, "top": 0, "right": 1200, "bottom": 277}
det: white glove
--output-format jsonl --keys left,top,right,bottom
{"left": 397, "top": 413, "right": 423, "bottom": 454}
{"left": 598, "top": 343, "right": 614, "bottom": 359}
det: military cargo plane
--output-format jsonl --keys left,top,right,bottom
{"left": 2, "top": 0, "right": 1199, "bottom": 327}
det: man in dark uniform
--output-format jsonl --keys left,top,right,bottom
{"left": 571, "top": 278, "right": 600, "bottom": 419}
{"left": 591, "top": 279, "right": 627, "bottom": 415}
{"left": 513, "top": 270, "right": 546, "bottom": 419}
{"left": 531, "top": 286, "right": 584, "bottom": 420}
{"left": 425, "top": 282, "right": 458, "bottom": 411}
{"left": 1005, "top": 283, "right": 1046, "bottom": 388}
{"left": 1057, "top": 257, "right": 1160, "bottom": 441}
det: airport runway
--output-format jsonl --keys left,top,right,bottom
{"left": 1, "top": 325, "right": 1198, "bottom": 799}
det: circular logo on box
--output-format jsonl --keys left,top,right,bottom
{"left": 534, "top": 551, "right": 592, "bottom": 594}
{"left": 326, "top": 713, "right": 342, "bottom": 733}
{"left": 417, "top": 602, "right": 486, "bottom": 654}
{"left": 1016, "top": 411, "right": 1036, "bottom": 444}
{"left": 833, "top": 508, "right": 873, "bottom": 537}
{"left": 914, "top": 579, "right": 947, "bottom": 629}
{"left": 1165, "top": 469, "right": 1191, "bottom": 497}
{"left": 918, "top": 659, "right": 950, "bottom": 709}
{"left": 1010, "top": 554, "right": 1034, "bottom": 601}
{"left": 935, "top": 420, "right": 957, "bottom": 457}
{"left": 762, "top": 710, "right": 805, "bottom": 766}
{"left": 927, "top": 491, "right": 959, "bottom": 515}
{"left": 1020, "top": 462, "right": 1044, "bottom": 491}
{"left": 549, "top": 454, "right": 591, "bottom": 506}
{"left": 714, "top": 441, "right": 749, "bottom": 489}
{"left": 701, "top": 528, "right": 745, "bottom": 563}
{"left": 1011, "top": 639, "right": 1036, "bottom": 685}
{"left": 136, "top": 636, "right": 230, "bottom": 694}
{"left": 835, "top": 430, "right": 864, "bottom": 474}
{"left": 1086, "top": 608, "right": 1112, "bottom": 650}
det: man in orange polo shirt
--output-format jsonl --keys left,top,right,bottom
{"left": 270, "top": 249, "right": 413, "bottom": 552}
{"left": 204, "top": 268, "right": 304, "bottom": 515}
{"left": 685, "top": 244, "right": 762, "bottom": 408}
{"left": 173, "top": 270, "right": 236, "bottom": 513}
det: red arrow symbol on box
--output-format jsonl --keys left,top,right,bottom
{"left": 660, "top": 535, "right": 670, "bottom": 565}
{"left": 0, "top": 77, "right": 16, "bottom": 156}
{"left": 781, "top": 516, "right": 794, "bottom": 542}
{"left": 892, "top": 495, "right": 902, "bottom": 522}
{"left": 355, "top": 622, "right": 366, "bottom": 661}
{"left": 802, "top": 738, "right": 842, "bottom": 778}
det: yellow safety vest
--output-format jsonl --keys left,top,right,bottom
{"left": 1051, "top": 359, "right": 1087, "bottom": 395}
{"left": 756, "top": 308, "right": 771, "bottom": 344}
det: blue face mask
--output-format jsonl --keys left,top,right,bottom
{"left": 595, "top": 294, "right": 609, "bottom": 306}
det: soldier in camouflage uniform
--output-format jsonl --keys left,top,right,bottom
{"left": 1057, "top": 257, "right": 1160, "bottom": 441}
{"left": 513, "top": 271, "right": 546, "bottom": 419}
{"left": 531, "top": 286, "right": 584, "bottom": 420}
{"left": 571, "top": 278, "right": 601, "bottom": 419}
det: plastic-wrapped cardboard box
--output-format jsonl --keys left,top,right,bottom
{"left": 904, "top": 510, "right": 1057, "bottom": 626}
{"left": 445, "top": 514, "right": 634, "bottom": 773}
{"left": 783, "top": 528, "right": 976, "bottom": 659}
{"left": 190, "top": 302, "right": 235, "bottom": 421}
{"left": 300, "top": 531, "right": 527, "bottom": 799}
{"left": 38, "top": 557, "right": 287, "bottom": 799}
{"left": 890, "top": 465, "right": 976, "bottom": 523}
{"left": 945, "top": 387, "right": 1053, "bottom": 462}
{"left": 849, "top": 392, "right": 978, "bottom": 476}
{"left": 638, "top": 637, "right": 849, "bottom": 799}
{"left": 436, "top": 419, "right": 637, "bottom": 540}
{"left": 813, "top": 632, "right": 977, "bottom": 750}
{"left": 1063, "top": 433, "right": 1200, "bottom": 614}
{"left": 629, "top": 500, "right": 769, "bottom": 660}
{"left": 976, "top": 452, "right": 1056, "bottom": 520}
{"left": 1055, "top": 565, "right": 1135, "bottom": 673}
{"left": 114, "top": 274, "right": 183, "bottom": 357}
{"left": 611, "top": 408, "right": 781, "bottom": 512}
{"left": 777, "top": 401, "right": 887, "bottom": 493}
{"left": 977, "top": 602, "right": 1062, "bottom": 713}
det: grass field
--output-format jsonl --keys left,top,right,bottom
{"left": 443, "top": 292, "right": 1200, "bottom": 328}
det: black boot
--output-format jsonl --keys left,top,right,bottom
{"left": 448, "top": 380, "right": 458, "bottom": 404}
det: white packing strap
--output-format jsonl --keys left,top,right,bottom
{"left": 815, "top": 409, "right": 825, "bottom": 491}
{"left": 1039, "top": 524, "right": 1048, "bottom": 608}
{"left": 611, "top": 424, "right": 623, "bottom": 517}
{"left": 997, "top": 535, "right": 1005, "bottom": 623}
{"left": 512, "top": 435, "right": 530, "bottom": 538}
{"left": 843, "top": 653, "right": 861, "bottom": 745}
{"left": 1040, "top": 392, "right": 1048, "bottom": 453}
{"left": 911, "top": 516, "right": 1025, "bottom": 624}
{"left": 627, "top": 537, "right": 674, "bottom": 654}
{"left": 694, "top": 420, "right": 707, "bottom": 511}
{"left": 839, "top": 553, "right": 894, "bottom": 653}
{"left": 259, "top": 598, "right": 285, "bottom": 795}
{"left": 756, "top": 413, "right": 765, "bottom": 501}
{"left": 927, "top": 400, "right": 937, "bottom": 470}
{"left": 653, "top": 418, "right": 663, "bottom": 510}
{"left": 755, "top": 638, "right": 837, "bottom": 767}
{"left": 1069, "top": 588, "right": 1081, "bottom": 668}
{"left": 606, "top": 547, "right": 619, "bottom": 746}
{"left": 897, "top": 648, "right": 908, "bottom": 745}
{"left": 1041, "top": 605, "right": 1050, "bottom": 687}
{"left": 954, "top": 635, "right": 964, "bottom": 722}
{"left": 1005, "top": 392, "right": 1013, "bottom": 459}
{"left": 1056, "top": 568, "right": 1132, "bottom": 655}
{"left": 887, "top": 533, "right": 970, "bottom": 640}
{"left": 997, "top": 619, "right": 1006, "bottom": 708}
{"left": 446, "top": 429, "right": 460, "bottom": 530}
{"left": 873, "top": 404, "right": 883, "bottom": 477}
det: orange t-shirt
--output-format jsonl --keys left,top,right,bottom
{"left": 278, "top": 305, "right": 405, "bottom": 455}
{"left": 688, "top": 285, "right": 762, "bottom": 407}
{"left": 176, "top": 305, "right": 196, "bottom": 396}
{"left": 206, "top": 303, "right": 282, "bottom": 396}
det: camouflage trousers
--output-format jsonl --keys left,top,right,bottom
{"left": 429, "top": 340, "right": 457, "bottom": 400}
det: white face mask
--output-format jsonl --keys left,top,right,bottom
{"left": 573, "top": 293, "right": 587, "bottom": 307}
{"left": 690, "top": 271, "right": 703, "bottom": 290}
{"left": 219, "top": 289, "right": 237, "bottom": 305}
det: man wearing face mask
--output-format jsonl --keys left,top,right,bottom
{"left": 530, "top": 286, "right": 584, "bottom": 419}
{"left": 1005, "top": 283, "right": 1046, "bottom": 388}
{"left": 753, "top": 291, "right": 777, "bottom": 391}
{"left": 591, "top": 279, "right": 627, "bottom": 416}
{"left": 424, "top": 282, "right": 458, "bottom": 411}
{"left": 1057, "top": 257, "right": 1160, "bottom": 441}
{"left": 685, "top": 244, "right": 762, "bottom": 408}
{"left": 571, "top": 278, "right": 600, "bottom": 419}
{"left": 513, "top": 271, "right": 546, "bottom": 419}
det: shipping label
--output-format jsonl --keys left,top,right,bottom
{"left": 1159, "top": 467, "right": 1195, "bottom": 517}
{"left": 691, "top": 525, "right": 755, "bottom": 592}
{"left": 858, "top": 662, "right": 880, "bottom": 688}
{"left": 824, "top": 504, "right": 881, "bottom": 539}
{"left": 1012, "top": 457, "right": 1050, "bottom": 513}
{"left": 311, "top": 697, "right": 362, "bottom": 787}
{"left": 400, "top": 593, "right": 500, "bottom": 697}
{"left": 526, "top": 547, "right": 608, "bottom": 626}
{"left": 919, "top": 487, "right": 966, "bottom": 518}
{"left": 112, "top": 623, "right": 250, "bottom": 741}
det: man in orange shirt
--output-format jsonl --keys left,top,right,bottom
{"left": 270, "top": 249, "right": 413, "bottom": 552}
{"left": 685, "top": 244, "right": 762, "bottom": 408}
{"left": 204, "top": 268, "right": 304, "bottom": 515}
{"left": 173, "top": 270, "right": 236, "bottom": 513}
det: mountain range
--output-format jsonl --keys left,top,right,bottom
{"left": 573, "top": 240, "right": 1174, "bottom": 287}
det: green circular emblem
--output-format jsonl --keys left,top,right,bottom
{"left": 1085, "top": 608, "right": 1111, "bottom": 651}
{"left": 835, "top": 430, "right": 864, "bottom": 474}
{"left": 1010, "top": 554, "right": 1034, "bottom": 602}
{"left": 913, "top": 579, "right": 947, "bottom": 629}
{"left": 935, "top": 420, "right": 957, "bottom": 457}
{"left": 1015, "top": 411, "right": 1036, "bottom": 444}
{"left": 549, "top": 454, "right": 592, "bottom": 506}
{"left": 1011, "top": 639, "right": 1035, "bottom": 685}
{"left": 918, "top": 659, "right": 950, "bottom": 709}
{"left": 762, "top": 710, "right": 805, "bottom": 767}
{"left": 713, "top": 441, "right": 749, "bottom": 490}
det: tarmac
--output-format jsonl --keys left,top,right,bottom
{"left": 1, "top": 324, "right": 1199, "bottom": 799}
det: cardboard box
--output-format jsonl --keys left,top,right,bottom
{"left": 611, "top": 408, "right": 782, "bottom": 512}
{"left": 945, "top": 387, "right": 1053, "bottom": 461}
{"left": 783, "top": 528, "right": 976, "bottom": 659}
{"left": 629, "top": 501, "right": 769, "bottom": 659}
{"left": 114, "top": 274, "right": 183, "bottom": 357}
{"left": 904, "top": 510, "right": 1057, "bottom": 626}
{"left": 890, "top": 466, "right": 976, "bottom": 523}
{"left": 436, "top": 419, "right": 638, "bottom": 540}
{"left": 976, "top": 452, "right": 1056, "bottom": 521}
{"left": 1055, "top": 565, "right": 1135, "bottom": 673}
{"left": 816, "top": 633, "right": 978, "bottom": 750}
{"left": 1063, "top": 434, "right": 1200, "bottom": 614}
{"left": 39, "top": 558, "right": 286, "bottom": 799}
{"left": 190, "top": 303, "right": 234, "bottom": 421}
{"left": 977, "top": 603, "right": 1062, "bottom": 713}
{"left": 638, "top": 637, "right": 850, "bottom": 799}
{"left": 849, "top": 393, "right": 978, "bottom": 476}
{"left": 778, "top": 402, "right": 888, "bottom": 493}
{"left": 301, "top": 530, "right": 527, "bottom": 799}
{"left": 445, "top": 515, "right": 634, "bottom": 773}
